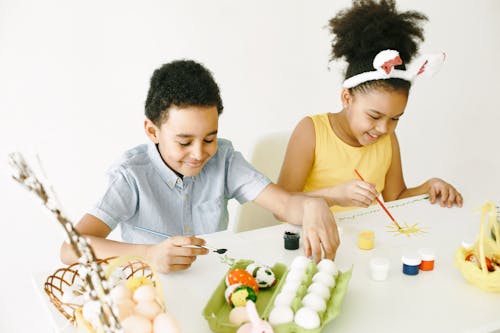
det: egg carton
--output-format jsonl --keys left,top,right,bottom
{"left": 202, "top": 260, "right": 352, "bottom": 333}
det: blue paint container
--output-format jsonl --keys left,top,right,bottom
{"left": 402, "top": 255, "right": 421, "bottom": 275}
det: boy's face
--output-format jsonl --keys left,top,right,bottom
{"left": 145, "top": 105, "right": 219, "bottom": 177}
{"left": 343, "top": 88, "right": 407, "bottom": 146}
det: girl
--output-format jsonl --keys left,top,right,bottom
{"left": 278, "top": 0, "right": 462, "bottom": 213}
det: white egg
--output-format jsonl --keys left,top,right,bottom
{"left": 294, "top": 307, "right": 320, "bottom": 329}
{"left": 268, "top": 305, "right": 294, "bottom": 325}
{"left": 312, "top": 271, "right": 335, "bottom": 288}
{"left": 228, "top": 306, "right": 249, "bottom": 325}
{"left": 291, "top": 256, "right": 311, "bottom": 271}
{"left": 110, "top": 283, "right": 133, "bottom": 302}
{"left": 307, "top": 282, "right": 330, "bottom": 300}
{"left": 115, "top": 298, "right": 135, "bottom": 320}
{"left": 301, "top": 293, "right": 326, "bottom": 312}
{"left": 317, "top": 259, "right": 339, "bottom": 277}
{"left": 121, "top": 314, "right": 152, "bottom": 333}
{"left": 285, "top": 269, "right": 305, "bottom": 284}
{"left": 135, "top": 300, "right": 162, "bottom": 320}
{"left": 153, "top": 312, "right": 181, "bottom": 333}
{"left": 281, "top": 280, "right": 300, "bottom": 295}
{"left": 274, "top": 291, "right": 295, "bottom": 307}
{"left": 133, "top": 284, "right": 156, "bottom": 303}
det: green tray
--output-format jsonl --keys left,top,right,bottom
{"left": 202, "top": 260, "right": 352, "bottom": 333}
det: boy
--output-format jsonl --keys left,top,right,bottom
{"left": 61, "top": 60, "right": 339, "bottom": 273}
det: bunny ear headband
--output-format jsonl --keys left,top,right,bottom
{"left": 342, "top": 49, "right": 446, "bottom": 89}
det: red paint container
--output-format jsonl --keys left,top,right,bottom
{"left": 418, "top": 248, "right": 435, "bottom": 271}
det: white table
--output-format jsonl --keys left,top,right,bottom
{"left": 35, "top": 195, "right": 500, "bottom": 332}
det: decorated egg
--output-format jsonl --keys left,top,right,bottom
{"left": 224, "top": 284, "right": 258, "bottom": 307}
{"left": 226, "top": 269, "right": 259, "bottom": 293}
{"left": 245, "top": 263, "right": 276, "bottom": 288}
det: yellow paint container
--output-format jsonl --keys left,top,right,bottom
{"left": 358, "top": 230, "right": 374, "bottom": 250}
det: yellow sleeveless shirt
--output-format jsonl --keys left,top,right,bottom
{"left": 303, "top": 113, "right": 392, "bottom": 213}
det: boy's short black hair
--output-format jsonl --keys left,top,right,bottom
{"left": 145, "top": 59, "right": 224, "bottom": 126}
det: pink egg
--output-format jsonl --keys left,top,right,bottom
{"left": 135, "top": 300, "right": 162, "bottom": 320}
{"left": 121, "top": 315, "right": 152, "bottom": 333}
{"left": 133, "top": 285, "right": 157, "bottom": 303}
{"left": 110, "top": 283, "right": 132, "bottom": 301}
{"left": 153, "top": 312, "right": 181, "bottom": 333}
{"left": 115, "top": 298, "right": 135, "bottom": 320}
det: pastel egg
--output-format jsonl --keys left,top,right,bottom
{"left": 312, "top": 271, "right": 335, "bottom": 288}
{"left": 153, "top": 312, "right": 182, "bottom": 333}
{"left": 307, "top": 282, "right": 330, "bottom": 300}
{"left": 274, "top": 291, "right": 295, "bottom": 307}
{"left": 317, "top": 259, "right": 339, "bottom": 277}
{"left": 301, "top": 293, "right": 327, "bottom": 312}
{"left": 269, "top": 305, "right": 294, "bottom": 325}
{"left": 121, "top": 314, "right": 152, "bottom": 333}
{"left": 110, "top": 283, "right": 133, "bottom": 301}
{"left": 134, "top": 300, "right": 162, "bottom": 320}
{"left": 294, "top": 307, "right": 320, "bottom": 330}
{"left": 115, "top": 298, "right": 135, "bottom": 320}
{"left": 133, "top": 284, "right": 157, "bottom": 303}
{"left": 228, "top": 306, "right": 250, "bottom": 325}
{"left": 291, "top": 256, "right": 311, "bottom": 271}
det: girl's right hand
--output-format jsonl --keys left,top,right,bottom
{"left": 329, "top": 180, "right": 378, "bottom": 208}
{"left": 145, "top": 236, "right": 208, "bottom": 273}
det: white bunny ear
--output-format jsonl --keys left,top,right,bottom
{"left": 412, "top": 52, "right": 446, "bottom": 78}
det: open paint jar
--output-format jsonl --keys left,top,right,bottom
{"left": 418, "top": 248, "right": 435, "bottom": 271}
{"left": 401, "top": 254, "right": 421, "bottom": 275}
{"left": 357, "top": 230, "right": 374, "bottom": 250}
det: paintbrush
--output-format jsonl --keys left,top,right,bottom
{"left": 134, "top": 225, "right": 227, "bottom": 254}
{"left": 354, "top": 169, "right": 402, "bottom": 230}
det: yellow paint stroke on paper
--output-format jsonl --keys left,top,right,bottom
{"left": 385, "top": 221, "right": 428, "bottom": 237}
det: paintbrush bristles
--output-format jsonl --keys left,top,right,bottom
{"left": 8, "top": 152, "right": 121, "bottom": 332}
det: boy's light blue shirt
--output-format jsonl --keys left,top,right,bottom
{"left": 89, "top": 138, "right": 271, "bottom": 244}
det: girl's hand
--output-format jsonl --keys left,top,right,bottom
{"left": 145, "top": 236, "right": 208, "bottom": 273}
{"left": 427, "top": 178, "right": 463, "bottom": 208}
{"left": 329, "top": 180, "right": 378, "bottom": 208}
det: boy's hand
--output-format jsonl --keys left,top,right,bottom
{"left": 329, "top": 180, "right": 378, "bottom": 208}
{"left": 427, "top": 178, "right": 463, "bottom": 208}
{"left": 145, "top": 236, "right": 209, "bottom": 273}
{"left": 301, "top": 198, "right": 340, "bottom": 263}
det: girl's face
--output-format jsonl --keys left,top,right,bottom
{"left": 342, "top": 88, "right": 408, "bottom": 146}
{"left": 145, "top": 105, "right": 219, "bottom": 177}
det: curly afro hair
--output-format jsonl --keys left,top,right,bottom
{"left": 145, "top": 60, "right": 223, "bottom": 126}
{"left": 329, "top": 0, "right": 427, "bottom": 93}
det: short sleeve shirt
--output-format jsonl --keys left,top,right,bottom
{"left": 89, "top": 138, "right": 271, "bottom": 244}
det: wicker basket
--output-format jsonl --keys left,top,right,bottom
{"left": 45, "top": 257, "right": 157, "bottom": 328}
{"left": 455, "top": 202, "right": 500, "bottom": 292}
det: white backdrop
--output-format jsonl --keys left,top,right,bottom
{"left": 0, "top": 1, "right": 499, "bottom": 331}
